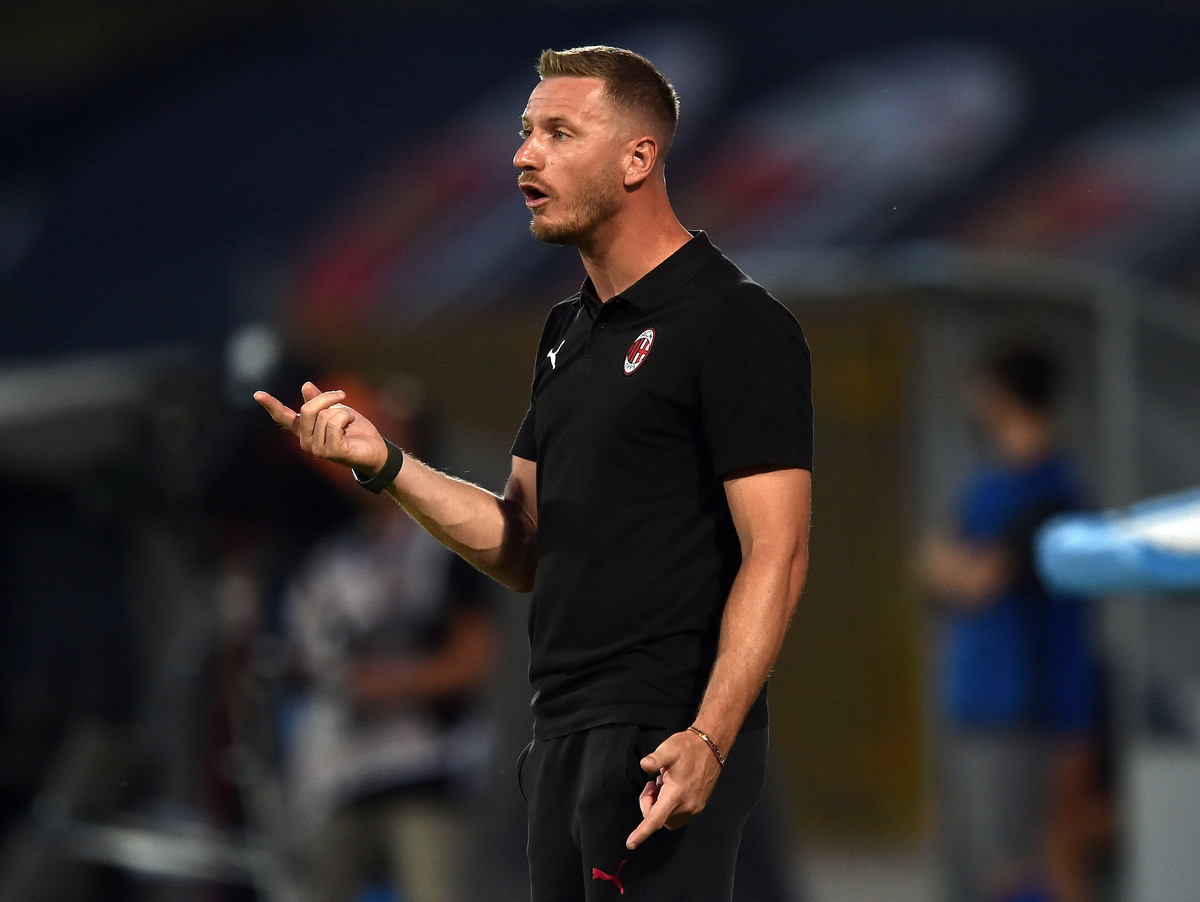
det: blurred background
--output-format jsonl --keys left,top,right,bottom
{"left": 2, "top": 1, "right": 1200, "bottom": 900}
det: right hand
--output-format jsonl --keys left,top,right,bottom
{"left": 253, "top": 381, "right": 389, "bottom": 475}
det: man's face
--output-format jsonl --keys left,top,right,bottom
{"left": 970, "top": 377, "right": 1031, "bottom": 456}
{"left": 514, "top": 76, "right": 627, "bottom": 246}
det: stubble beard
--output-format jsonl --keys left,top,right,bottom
{"left": 529, "top": 174, "right": 623, "bottom": 247}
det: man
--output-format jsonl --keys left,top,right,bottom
{"left": 919, "top": 343, "right": 1106, "bottom": 902}
{"left": 256, "top": 45, "right": 813, "bottom": 900}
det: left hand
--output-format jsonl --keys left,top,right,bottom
{"left": 625, "top": 729, "right": 723, "bottom": 850}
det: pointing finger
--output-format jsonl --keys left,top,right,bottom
{"left": 626, "top": 802, "right": 670, "bottom": 850}
{"left": 253, "top": 391, "right": 299, "bottom": 432}
{"left": 628, "top": 772, "right": 675, "bottom": 850}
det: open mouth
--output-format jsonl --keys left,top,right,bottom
{"left": 520, "top": 182, "right": 550, "bottom": 208}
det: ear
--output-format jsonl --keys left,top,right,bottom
{"left": 623, "top": 136, "right": 659, "bottom": 188}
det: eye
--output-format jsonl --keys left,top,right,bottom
{"left": 553, "top": 130, "right": 568, "bottom": 140}
{"left": 518, "top": 127, "right": 531, "bottom": 139}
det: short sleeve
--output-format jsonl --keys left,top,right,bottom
{"left": 699, "top": 294, "right": 813, "bottom": 476}
{"left": 511, "top": 404, "right": 537, "bottom": 462}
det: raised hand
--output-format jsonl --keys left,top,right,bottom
{"left": 253, "top": 381, "right": 389, "bottom": 475}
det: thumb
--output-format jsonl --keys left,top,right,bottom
{"left": 301, "top": 381, "right": 323, "bottom": 401}
{"left": 641, "top": 739, "right": 679, "bottom": 775}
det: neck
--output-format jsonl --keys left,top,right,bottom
{"left": 576, "top": 202, "right": 692, "bottom": 302}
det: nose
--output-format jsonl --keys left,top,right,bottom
{"left": 513, "top": 134, "right": 539, "bottom": 171}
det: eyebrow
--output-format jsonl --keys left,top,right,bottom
{"left": 520, "top": 114, "right": 574, "bottom": 131}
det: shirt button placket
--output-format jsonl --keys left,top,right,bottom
{"left": 587, "top": 312, "right": 609, "bottom": 357}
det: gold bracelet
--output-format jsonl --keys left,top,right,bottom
{"left": 687, "top": 725, "right": 726, "bottom": 769}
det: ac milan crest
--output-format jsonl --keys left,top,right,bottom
{"left": 623, "top": 328, "right": 655, "bottom": 375}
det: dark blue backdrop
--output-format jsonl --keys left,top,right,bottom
{"left": 3, "top": 3, "right": 1199, "bottom": 361}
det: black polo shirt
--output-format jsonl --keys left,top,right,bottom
{"left": 512, "top": 231, "right": 813, "bottom": 739}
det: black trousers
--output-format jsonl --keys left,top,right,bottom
{"left": 518, "top": 723, "right": 768, "bottom": 901}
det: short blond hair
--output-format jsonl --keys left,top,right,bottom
{"left": 538, "top": 45, "right": 680, "bottom": 159}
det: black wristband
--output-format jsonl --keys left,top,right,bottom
{"left": 352, "top": 438, "right": 404, "bottom": 494}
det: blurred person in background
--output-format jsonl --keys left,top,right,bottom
{"left": 918, "top": 342, "right": 1111, "bottom": 902}
{"left": 278, "top": 374, "right": 495, "bottom": 902}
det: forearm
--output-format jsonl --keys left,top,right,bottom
{"left": 626, "top": 467, "right": 810, "bottom": 850}
{"left": 385, "top": 456, "right": 537, "bottom": 593}
{"left": 694, "top": 544, "right": 807, "bottom": 753}
{"left": 919, "top": 534, "right": 1010, "bottom": 607}
{"left": 253, "top": 384, "right": 538, "bottom": 591}
{"left": 625, "top": 555, "right": 801, "bottom": 851}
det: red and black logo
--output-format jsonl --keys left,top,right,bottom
{"left": 623, "top": 328, "right": 655, "bottom": 375}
